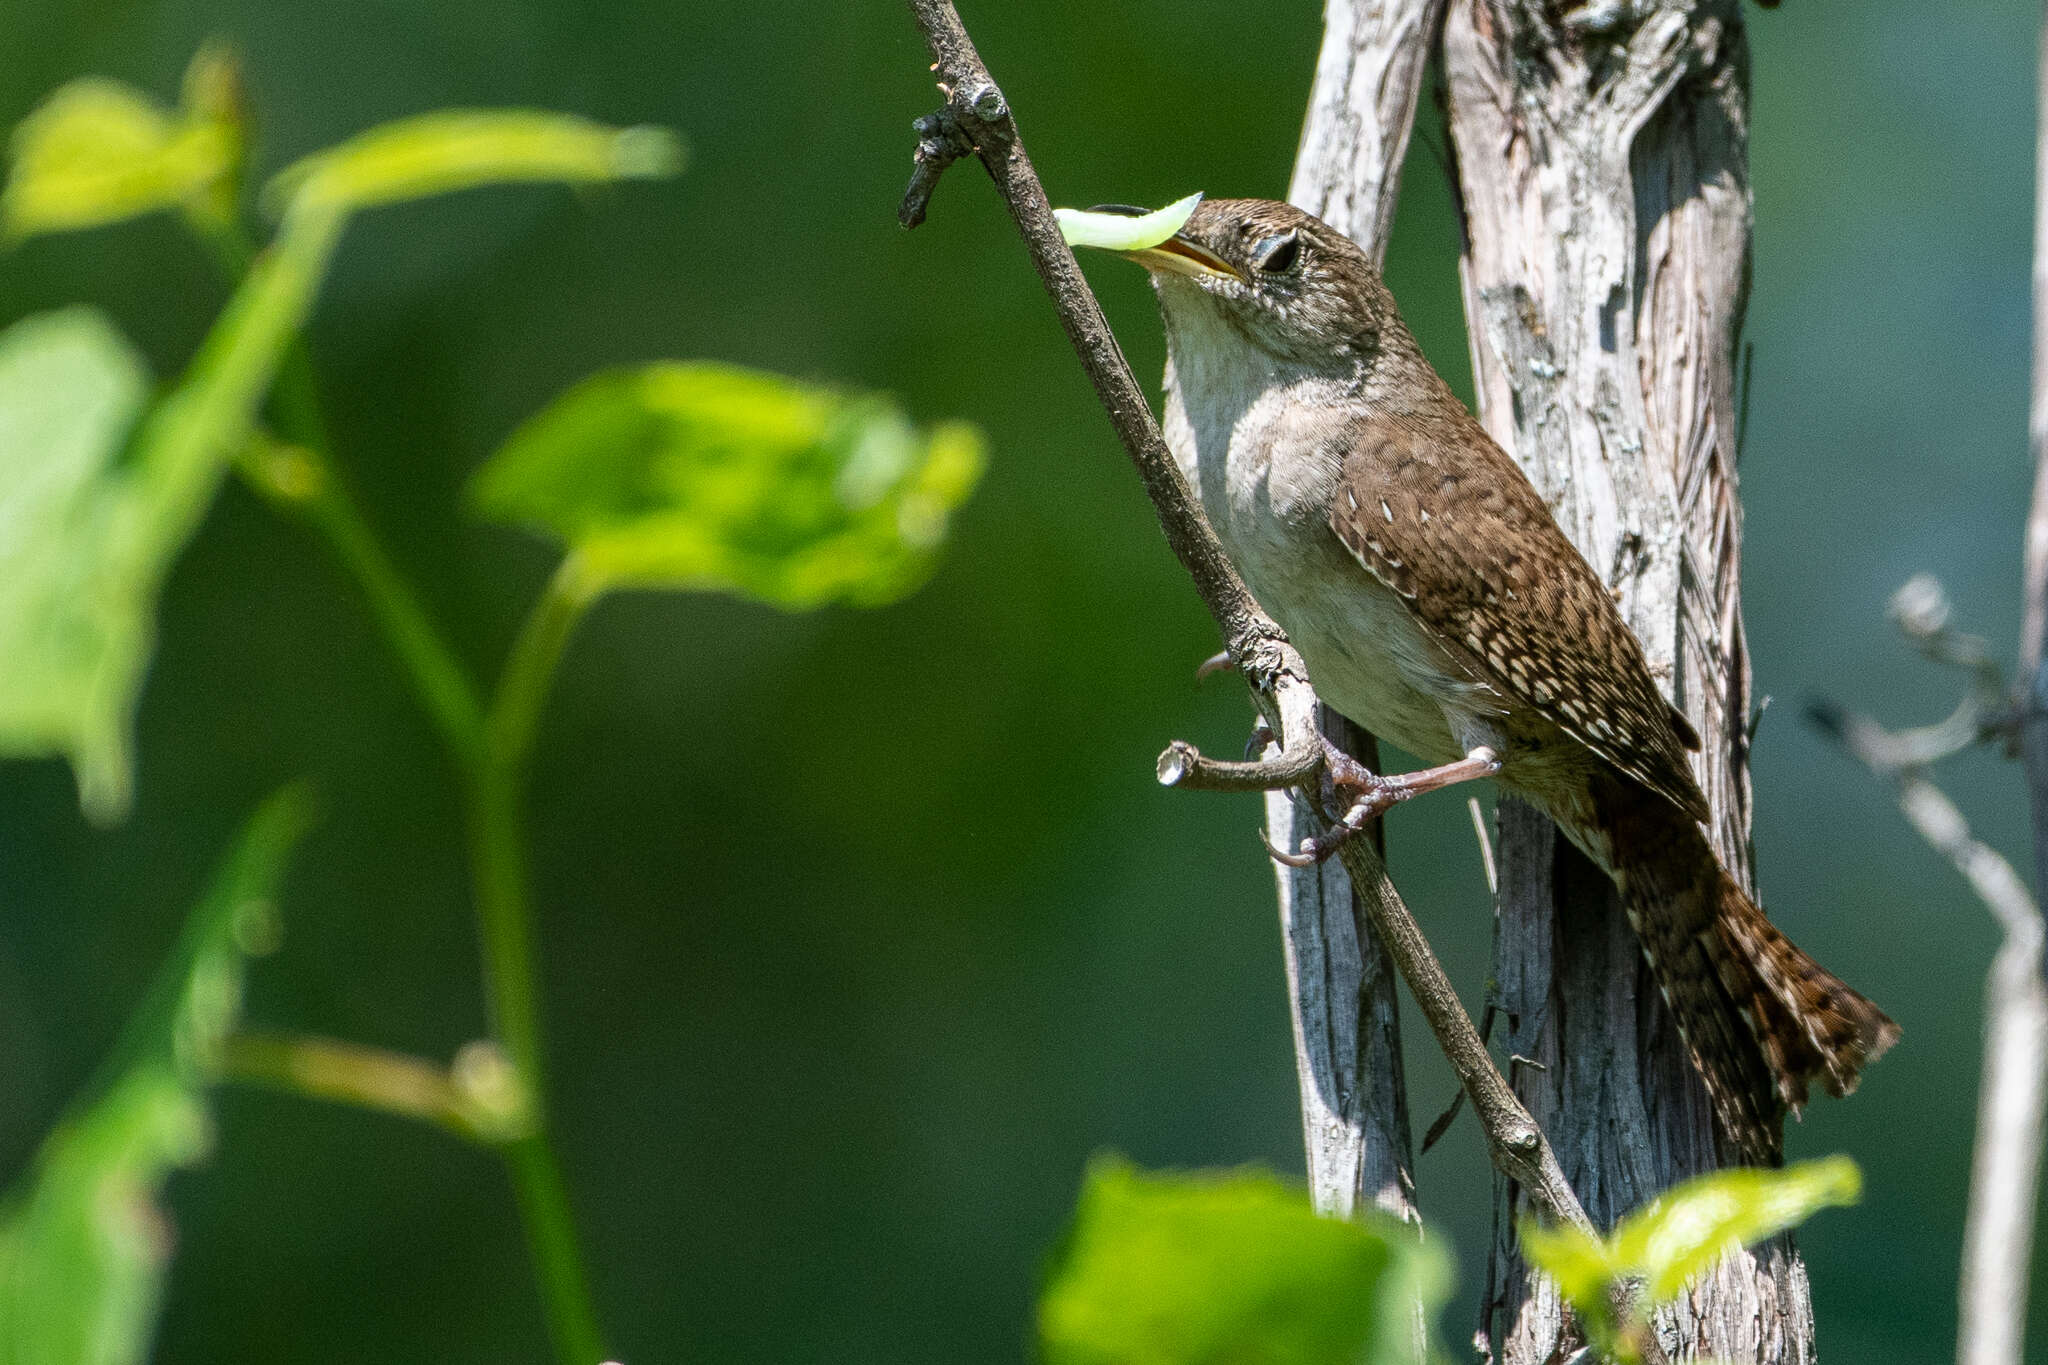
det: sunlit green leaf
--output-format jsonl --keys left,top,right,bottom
{"left": 176, "top": 42, "right": 250, "bottom": 230}
{"left": 1038, "top": 1158, "right": 1449, "bottom": 1365}
{"left": 1055, "top": 192, "right": 1203, "bottom": 252}
{"left": 267, "top": 110, "right": 683, "bottom": 218}
{"left": 1522, "top": 1157, "right": 1862, "bottom": 1361}
{"left": 3, "top": 76, "right": 234, "bottom": 242}
{"left": 0, "top": 198, "right": 342, "bottom": 822}
{"left": 0, "top": 308, "right": 154, "bottom": 818}
{"left": 470, "top": 362, "right": 985, "bottom": 610}
{"left": 1614, "top": 1156, "right": 1861, "bottom": 1302}
{"left": 0, "top": 789, "right": 312, "bottom": 1365}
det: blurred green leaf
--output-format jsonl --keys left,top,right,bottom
{"left": 0, "top": 788, "right": 312, "bottom": 1365}
{"left": 267, "top": 110, "right": 682, "bottom": 217}
{"left": 0, "top": 83, "right": 681, "bottom": 819}
{"left": 1522, "top": 1157, "right": 1862, "bottom": 1361}
{"left": 0, "top": 308, "right": 154, "bottom": 818}
{"left": 471, "top": 362, "right": 985, "bottom": 609}
{"left": 0, "top": 194, "right": 342, "bottom": 821}
{"left": 2, "top": 74, "right": 235, "bottom": 242}
{"left": 1038, "top": 1158, "right": 1449, "bottom": 1365}
{"left": 1617, "top": 1156, "right": 1860, "bottom": 1302}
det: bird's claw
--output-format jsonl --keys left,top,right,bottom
{"left": 1243, "top": 720, "right": 1277, "bottom": 761}
{"left": 1261, "top": 737, "right": 1406, "bottom": 866}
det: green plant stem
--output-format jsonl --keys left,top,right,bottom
{"left": 506, "top": 1137, "right": 606, "bottom": 1365}
{"left": 296, "top": 470, "right": 488, "bottom": 767}
{"left": 467, "top": 557, "right": 600, "bottom": 1365}
{"left": 490, "top": 555, "right": 599, "bottom": 774}
{"left": 219, "top": 1032, "right": 486, "bottom": 1141}
{"left": 200, "top": 217, "right": 606, "bottom": 1365}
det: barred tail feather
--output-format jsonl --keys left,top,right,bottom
{"left": 1713, "top": 874, "right": 1900, "bottom": 1107}
{"left": 1613, "top": 813, "right": 1898, "bottom": 1164}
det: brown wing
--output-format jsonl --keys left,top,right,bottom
{"left": 1327, "top": 409, "right": 1709, "bottom": 822}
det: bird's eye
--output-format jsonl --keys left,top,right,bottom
{"left": 1253, "top": 231, "right": 1300, "bottom": 274}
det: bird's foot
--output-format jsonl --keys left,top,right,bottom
{"left": 1261, "top": 741, "right": 1503, "bottom": 868}
{"left": 1261, "top": 737, "right": 1406, "bottom": 867}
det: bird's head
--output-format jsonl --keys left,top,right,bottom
{"left": 1074, "top": 197, "right": 1396, "bottom": 371}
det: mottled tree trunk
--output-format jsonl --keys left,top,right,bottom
{"left": 1267, "top": 0, "right": 1445, "bottom": 1227}
{"left": 1441, "top": 2, "right": 1814, "bottom": 1359}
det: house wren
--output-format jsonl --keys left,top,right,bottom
{"left": 1087, "top": 197, "right": 1895, "bottom": 1162}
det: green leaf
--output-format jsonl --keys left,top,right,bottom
{"left": 1038, "top": 1158, "right": 1449, "bottom": 1365}
{"left": 3, "top": 75, "right": 235, "bottom": 242}
{"left": 0, "top": 788, "right": 312, "bottom": 1365}
{"left": 470, "top": 362, "right": 985, "bottom": 609}
{"left": 1521, "top": 1157, "right": 1863, "bottom": 1359}
{"left": 1, "top": 91, "right": 681, "bottom": 818}
{"left": 0, "top": 308, "right": 154, "bottom": 819}
{"left": 1614, "top": 1156, "right": 1862, "bottom": 1302}
{"left": 267, "top": 110, "right": 683, "bottom": 217}
{"left": 0, "top": 195, "right": 342, "bottom": 822}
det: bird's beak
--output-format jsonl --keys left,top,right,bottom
{"left": 1120, "top": 234, "right": 1245, "bottom": 283}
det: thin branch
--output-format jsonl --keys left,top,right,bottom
{"left": 2021, "top": 0, "right": 2048, "bottom": 961}
{"left": 899, "top": 0, "right": 1598, "bottom": 1253}
{"left": 1155, "top": 733, "right": 1322, "bottom": 793}
{"left": 1818, "top": 726, "right": 2048, "bottom": 1365}
{"left": 899, "top": 1, "right": 1288, "bottom": 689}
{"left": 1327, "top": 831, "right": 1588, "bottom": 1232}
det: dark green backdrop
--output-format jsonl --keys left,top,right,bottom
{"left": 0, "top": 1, "right": 2035, "bottom": 1360}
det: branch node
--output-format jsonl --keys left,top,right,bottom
{"left": 898, "top": 107, "right": 975, "bottom": 229}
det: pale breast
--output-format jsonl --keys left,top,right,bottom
{"left": 1161, "top": 355, "right": 1467, "bottom": 766}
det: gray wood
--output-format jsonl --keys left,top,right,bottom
{"left": 1270, "top": 0, "right": 1444, "bottom": 1229}
{"left": 1439, "top": 2, "right": 1811, "bottom": 1359}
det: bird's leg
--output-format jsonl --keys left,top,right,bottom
{"left": 1265, "top": 743, "right": 1502, "bottom": 867}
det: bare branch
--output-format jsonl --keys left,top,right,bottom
{"left": 1156, "top": 735, "right": 1322, "bottom": 793}
{"left": 1287, "top": 0, "right": 1449, "bottom": 265}
{"left": 1811, "top": 660, "right": 2048, "bottom": 1365}
{"left": 2021, "top": 0, "right": 2048, "bottom": 967}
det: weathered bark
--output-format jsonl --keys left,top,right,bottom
{"left": 1267, "top": 711, "right": 1419, "bottom": 1224}
{"left": 1269, "top": 0, "right": 1445, "bottom": 1229}
{"left": 1441, "top": 2, "right": 1813, "bottom": 1360}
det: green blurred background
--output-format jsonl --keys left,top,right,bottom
{"left": 0, "top": 1, "right": 2035, "bottom": 1359}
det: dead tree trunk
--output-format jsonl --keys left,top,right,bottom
{"left": 1269, "top": 0, "right": 1446, "bottom": 1228}
{"left": 1441, "top": 2, "right": 1815, "bottom": 1360}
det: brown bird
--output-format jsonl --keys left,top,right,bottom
{"left": 1084, "top": 197, "right": 1895, "bottom": 1162}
